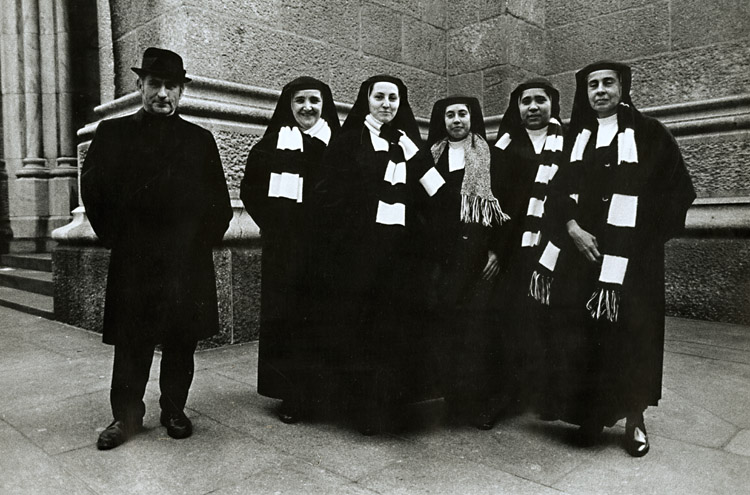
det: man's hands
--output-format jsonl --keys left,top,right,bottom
{"left": 567, "top": 220, "right": 601, "bottom": 263}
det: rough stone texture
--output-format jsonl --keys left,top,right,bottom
{"left": 52, "top": 245, "right": 109, "bottom": 334}
{"left": 447, "top": 14, "right": 543, "bottom": 77}
{"left": 544, "top": 0, "right": 620, "bottom": 28}
{"left": 215, "top": 131, "right": 261, "bottom": 196}
{"left": 52, "top": 244, "right": 263, "bottom": 347}
{"left": 507, "top": 0, "right": 545, "bottom": 27}
{"left": 630, "top": 40, "right": 750, "bottom": 109}
{"left": 672, "top": 0, "right": 750, "bottom": 50}
{"left": 666, "top": 238, "right": 750, "bottom": 325}
{"left": 678, "top": 132, "right": 750, "bottom": 198}
{"left": 280, "top": 0, "right": 360, "bottom": 51}
{"left": 109, "top": 0, "right": 182, "bottom": 41}
{"left": 483, "top": 64, "right": 539, "bottom": 116}
{"left": 402, "top": 17, "right": 446, "bottom": 75}
{"left": 447, "top": 16, "right": 509, "bottom": 75}
{"left": 228, "top": 246, "right": 262, "bottom": 344}
{"left": 545, "top": 1, "right": 670, "bottom": 74}
{"left": 447, "top": 71, "right": 484, "bottom": 102}
{"left": 361, "top": 2, "right": 403, "bottom": 61}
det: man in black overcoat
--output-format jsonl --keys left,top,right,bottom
{"left": 81, "top": 47, "right": 232, "bottom": 450}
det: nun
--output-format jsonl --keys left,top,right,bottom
{"left": 240, "top": 76, "right": 340, "bottom": 424}
{"left": 530, "top": 61, "right": 695, "bottom": 456}
{"left": 413, "top": 95, "right": 508, "bottom": 429}
{"left": 314, "top": 75, "right": 424, "bottom": 434}
{"left": 490, "top": 78, "right": 565, "bottom": 417}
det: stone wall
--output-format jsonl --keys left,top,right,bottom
{"left": 445, "top": 0, "right": 546, "bottom": 115}
{"left": 544, "top": 0, "right": 750, "bottom": 119}
{"left": 108, "top": 0, "right": 448, "bottom": 116}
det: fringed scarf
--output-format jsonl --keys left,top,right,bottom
{"left": 530, "top": 103, "right": 641, "bottom": 322}
{"left": 365, "top": 114, "right": 419, "bottom": 226}
{"left": 421, "top": 134, "right": 508, "bottom": 227}
{"left": 495, "top": 117, "right": 565, "bottom": 248}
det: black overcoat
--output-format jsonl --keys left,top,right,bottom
{"left": 81, "top": 109, "right": 232, "bottom": 347}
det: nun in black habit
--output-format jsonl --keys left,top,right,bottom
{"left": 412, "top": 96, "right": 508, "bottom": 429}
{"left": 313, "top": 75, "right": 424, "bottom": 434}
{"left": 489, "top": 78, "right": 565, "bottom": 416}
{"left": 240, "top": 76, "right": 340, "bottom": 423}
{"left": 531, "top": 61, "right": 695, "bottom": 456}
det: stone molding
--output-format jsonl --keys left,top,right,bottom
{"left": 56, "top": 77, "right": 750, "bottom": 244}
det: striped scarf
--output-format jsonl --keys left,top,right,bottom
{"left": 495, "top": 118, "right": 565, "bottom": 247}
{"left": 530, "top": 103, "right": 640, "bottom": 322}
{"left": 365, "top": 115, "right": 419, "bottom": 227}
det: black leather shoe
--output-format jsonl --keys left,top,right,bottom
{"left": 625, "top": 417, "right": 650, "bottom": 457}
{"left": 160, "top": 411, "right": 193, "bottom": 439}
{"left": 277, "top": 401, "right": 300, "bottom": 424}
{"left": 97, "top": 420, "right": 140, "bottom": 450}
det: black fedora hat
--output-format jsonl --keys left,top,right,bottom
{"left": 131, "top": 47, "right": 191, "bottom": 83}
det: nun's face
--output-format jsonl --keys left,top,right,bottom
{"left": 518, "top": 88, "right": 551, "bottom": 130}
{"left": 291, "top": 89, "right": 323, "bottom": 130}
{"left": 586, "top": 69, "right": 622, "bottom": 118}
{"left": 368, "top": 82, "right": 400, "bottom": 124}
{"left": 444, "top": 103, "right": 471, "bottom": 140}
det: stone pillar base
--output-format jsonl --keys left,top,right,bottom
{"left": 52, "top": 244, "right": 262, "bottom": 348}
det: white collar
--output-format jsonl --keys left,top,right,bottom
{"left": 597, "top": 114, "right": 618, "bottom": 127}
{"left": 365, "top": 114, "right": 384, "bottom": 134}
{"left": 302, "top": 119, "right": 331, "bottom": 145}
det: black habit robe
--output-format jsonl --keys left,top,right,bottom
{"left": 544, "top": 109, "right": 695, "bottom": 426}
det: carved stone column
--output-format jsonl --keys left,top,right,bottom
{"left": 0, "top": 0, "right": 77, "bottom": 252}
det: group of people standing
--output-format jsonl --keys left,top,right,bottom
{"left": 83, "top": 47, "right": 695, "bottom": 459}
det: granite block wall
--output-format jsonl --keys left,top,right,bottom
{"left": 445, "top": 0, "right": 546, "bottom": 114}
{"left": 544, "top": 0, "right": 750, "bottom": 116}
{"left": 108, "top": 0, "right": 449, "bottom": 115}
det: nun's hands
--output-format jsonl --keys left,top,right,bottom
{"left": 566, "top": 220, "right": 601, "bottom": 264}
{"left": 482, "top": 251, "right": 500, "bottom": 280}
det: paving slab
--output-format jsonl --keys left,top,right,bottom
{"left": 646, "top": 387, "right": 738, "bottom": 449}
{"left": 212, "top": 458, "right": 378, "bottom": 494}
{"left": 57, "top": 416, "right": 286, "bottom": 495}
{"left": 357, "top": 450, "right": 567, "bottom": 495}
{"left": 0, "top": 420, "right": 96, "bottom": 495}
{"left": 662, "top": 350, "right": 750, "bottom": 428}
{"left": 552, "top": 434, "right": 750, "bottom": 495}
{"left": 725, "top": 429, "right": 750, "bottom": 457}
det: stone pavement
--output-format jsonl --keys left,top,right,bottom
{"left": 1, "top": 306, "right": 749, "bottom": 495}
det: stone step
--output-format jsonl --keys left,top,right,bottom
{"left": 0, "top": 253, "right": 52, "bottom": 272}
{"left": 0, "top": 267, "right": 54, "bottom": 296}
{"left": 0, "top": 286, "right": 54, "bottom": 319}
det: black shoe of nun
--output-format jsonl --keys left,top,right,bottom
{"left": 625, "top": 414, "right": 650, "bottom": 457}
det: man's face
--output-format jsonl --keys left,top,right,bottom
{"left": 586, "top": 69, "right": 622, "bottom": 118}
{"left": 138, "top": 74, "right": 183, "bottom": 116}
{"left": 291, "top": 89, "right": 323, "bottom": 130}
{"left": 368, "top": 82, "right": 400, "bottom": 124}
{"left": 518, "top": 88, "right": 551, "bottom": 130}
{"left": 444, "top": 103, "right": 471, "bottom": 140}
